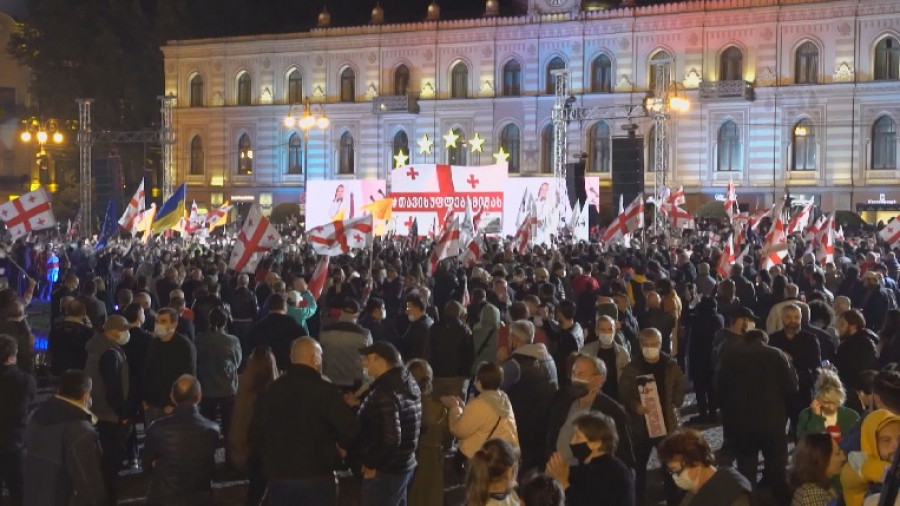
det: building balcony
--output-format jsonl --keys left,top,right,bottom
{"left": 698, "top": 80, "right": 754, "bottom": 101}
{"left": 372, "top": 94, "right": 420, "bottom": 114}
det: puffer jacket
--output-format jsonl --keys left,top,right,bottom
{"left": 142, "top": 405, "right": 220, "bottom": 506}
{"left": 427, "top": 317, "right": 475, "bottom": 378}
{"left": 356, "top": 366, "right": 421, "bottom": 473}
{"left": 24, "top": 396, "right": 107, "bottom": 506}
{"left": 450, "top": 389, "right": 520, "bottom": 458}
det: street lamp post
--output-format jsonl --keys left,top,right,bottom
{"left": 20, "top": 117, "right": 66, "bottom": 191}
{"left": 284, "top": 99, "right": 329, "bottom": 210}
{"left": 644, "top": 61, "right": 690, "bottom": 236}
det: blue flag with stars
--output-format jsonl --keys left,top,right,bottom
{"left": 95, "top": 199, "right": 118, "bottom": 250}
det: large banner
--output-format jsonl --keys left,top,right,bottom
{"left": 502, "top": 178, "right": 558, "bottom": 238}
{"left": 390, "top": 164, "right": 506, "bottom": 235}
{"left": 306, "top": 179, "right": 387, "bottom": 230}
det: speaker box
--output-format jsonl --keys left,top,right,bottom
{"left": 565, "top": 159, "right": 587, "bottom": 209}
{"left": 611, "top": 136, "right": 644, "bottom": 207}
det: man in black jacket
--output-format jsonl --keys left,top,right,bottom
{"left": 47, "top": 298, "right": 93, "bottom": 375}
{"left": 835, "top": 309, "right": 879, "bottom": 413}
{"left": 426, "top": 300, "right": 474, "bottom": 398}
{"left": 24, "top": 370, "right": 107, "bottom": 506}
{"left": 0, "top": 334, "right": 35, "bottom": 505}
{"left": 359, "top": 297, "right": 398, "bottom": 346}
{"left": 250, "top": 294, "right": 306, "bottom": 371}
{"left": 546, "top": 354, "right": 635, "bottom": 471}
{"left": 768, "top": 303, "right": 821, "bottom": 434}
{"left": 400, "top": 295, "right": 432, "bottom": 361}
{"left": 142, "top": 375, "right": 219, "bottom": 506}
{"left": 144, "top": 308, "right": 197, "bottom": 426}
{"left": 543, "top": 300, "right": 584, "bottom": 385}
{"left": 226, "top": 273, "right": 259, "bottom": 360}
{"left": 355, "top": 342, "right": 421, "bottom": 506}
{"left": 715, "top": 329, "right": 797, "bottom": 505}
{"left": 251, "top": 337, "right": 359, "bottom": 505}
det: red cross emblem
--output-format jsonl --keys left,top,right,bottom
{"left": 466, "top": 174, "right": 480, "bottom": 189}
{"left": 404, "top": 216, "right": 415, "bottom": 229}
{"left": 353, "top": 233, "right": 363, "bottom": 243}
{"left": 406, "top": 167, "right": 419, "bottom": 180}
{"left": 4, "top": 198, "right": 51, "bottom": 232}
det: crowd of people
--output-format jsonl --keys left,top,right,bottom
{"left": 1, "top": 215, "right": 900, "bottom": 505}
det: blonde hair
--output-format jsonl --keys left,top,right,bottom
{"left": 815, "top": 368, "right": 846, "bottom": 405}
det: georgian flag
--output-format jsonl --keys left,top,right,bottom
{"left": 513, "top": 198, "right": 537, "bottom": 254}
{"left": 724, "top": 179, "right": 738, "bottom": 220}
{"left": 787, "top": 202, "right": 813, "bottom": 235}
{"left": 761, "top": 200, "right": 789, "bottom": 270}
{"left": 429, "top": 215, "right": 460, "bottom": 275}
{"left": 717, "top": 233, "right": 735, "bottom": 278}
{"left": 118, "top": 180, "right": 145, "bottom": 230}
{"left": 308, "top": 215, "right": 373, "bottom": 256}
{"left": 670, "top": 206, "right": 695, "bottom": 230}
{"left": 817, "top": 214, "right": 835, "bottom": 265}
{"left": 880, "top": 216, "right": 900, "bottom": 247}
{"left": 0, "top": 188, "right": 56, "bottom": 240}
{"left": 228, "top": 205, "right": 280, "bottom": 273}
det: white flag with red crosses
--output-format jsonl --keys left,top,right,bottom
{"left": 228, "top": 205, "right": 280, "bottom": 273}
{"left": 0, "top": 188, "right": 56, "bottom": 240}
{"left": 308, "top": 215, "right": 373, "bottom": 256}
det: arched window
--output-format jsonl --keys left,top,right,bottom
{"left": 189, "top": 136, "right": 204, "bottom": 175}
{"left": 541, "top": 124, "right": 554, "bottom": 174}
{"left": 546, "top": 57, "right": 566, "bottom": 94}
{"left": 500, "top": 124, "right": 520, "bottom": 173}
{"left": 237, "top": 73, "right": 252, "bottom": 106}
{"left": 647, "top": 125, "right": 657, "bottom": 172}
{"left": 451, "top": 62, "right": 468, "bottom": 99}
{"left": 591, "top": 55, "right": 612, "bottom": 93}
{"left": 189, "top": 75, "right": 203, "bottom": 107}
{"left": 287, "top": 70, "right": 302, "bottom": 104}
{"left": 394, "top": 65, "right": 410, "bottom": 96}
{"left": 502, "top": 60, "right": 521, "bottom": 97}
{"left": 589, "top": 122, "right": 611, "bottom": 173}
{"left": 717, "top": 120, "right": 742, "bottom": 172}
{"left": 238, "top": 134, "right": 253, "bottom": 174}
{"left": 393, "top": 130, "right": 409, "bottom": 163}
{"left": 792, "top": 119, "right": 816, "bottom": 171}
{"left": 340, "top": 68, "right": 355, "bottom": 102}
{"left": 649, "top": 51, "right": 672, "bottom": 91}
{"left": 719, "top": 47, "right": 743, "bottom": 81}
{"left": 287, "top": 133, "right": 302, "bottom": 174}
{"left": 447, "top": 128, "right": 467, "bottom": 165}
{"left": 875, "top": 37, "right": 900, "bottom": 81}
{"left": 795, "top": 42, "right": 819, "bottom": 84}
{"left": 339, "top": 132, "right": 355, "bottom": 174}
{"left": 873, "top": 116, "right": 897, "bottom": 170}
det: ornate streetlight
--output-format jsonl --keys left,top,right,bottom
{"left": 20, "top": 117, "right": 67, "bottom": 191}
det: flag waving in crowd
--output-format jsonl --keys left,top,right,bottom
{"left": 118, "top": 180, "right": 145, "bottom": 230}
{"left": 0, "top": 188, "right": 56, "bottom": 240}
{"left": 228, "top": 205, "right": 280, "bottom": 273}
{"left": 308, "top": 215, "right": 373, "bottom": 256}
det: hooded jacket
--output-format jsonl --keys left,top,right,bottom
{"left": 473, "top": 303, "right": 502, "bottom": 372}
{"left": 502, "top": 343, "right": 557, "bottom": 469}
{"left": 449, "top": 389, "right": 519, "bottom": 458}
{"left": 841, "top": 409, "right": 900, "bottom": 506}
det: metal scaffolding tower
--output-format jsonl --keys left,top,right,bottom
{"left": 76, "top": 95, "right": 177, "bottom": 234}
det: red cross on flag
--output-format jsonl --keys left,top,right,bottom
{"left": 429, "top": 215, "right": 461, "bottom": 275}
{"left": 306, "top": 255, "right": 330, "bottom": 302}
{"left": 602, "top": 194, "right": 644, "bottom": 245}
{"left": 787, "top": 202, "right": 813, "bottom": 236}
{"left": 724, "top": 179, "right": 738, "bottom": 220}
{"left": 308, "top": 215, "right": 374, "bottom": 256}
{"left": 880, "top": 216, "right": 900, "bottom": 247}
{"left": 660, "top": 186, "right": 685, "bottom": 216}
{"left": 0, "top": 187, "right": 56, "bottom": 240}
{"left": 717, "top": 233, "right": 735, "bottom": 278}
{"left": 817, "top": 214, "right": 835, "bottom": 265}
{"left": 118, "top": 180, "right": 145, "bottom": 230}
{"left": 513, "top": 198, "right": 537, "bottom": 254}
{"left": 805, "top": 215, "right": 826, "bottom": 244}
{"left": 206, "top": 202, "right": 233, "bottom": 231}
{"left": 761, "top": 200, "right": 789, "bottom": 270}
{"left": 228, "top": 205, "right": 280, "bottom": 273}
{"left": 670, "top": 206, "right": 695, "bottom": 230}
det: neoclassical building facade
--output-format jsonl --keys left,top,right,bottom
{"left": 162, "top": 0, "right": 900, "bottom": 221}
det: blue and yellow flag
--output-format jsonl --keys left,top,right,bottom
{"left": 151, "top": 183, "right": 186, "bottom": 232}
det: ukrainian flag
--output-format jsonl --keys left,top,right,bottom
{"left": 151, "top": 183, "right": 187, "bottom": 232}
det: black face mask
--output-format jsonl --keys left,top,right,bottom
{"left": 570, "top": 442, "right": 592, "bottom": 463}
{"left": 569, "top": 380, "right": 590, "bottom": 399}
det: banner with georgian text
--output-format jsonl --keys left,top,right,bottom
{"left": 390, "top": 164, "right": 506, "bottom": 236}
{"left": 305, "top": 179, "right": 387, "bottom": 232}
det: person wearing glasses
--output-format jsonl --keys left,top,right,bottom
{"left": 657, "top": 428, "right": 754, "bottom": 506}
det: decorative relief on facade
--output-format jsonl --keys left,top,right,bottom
{"left": 368, "top": 53, "right": 377, "bottom": 64}
{"left": 316, "top": 56, "right": 324, "bottom": 67}
{"left": 761, "top": 27, "right": 774, "bottom": 42}
{"left": 482, "top": 46, "right": 492, "bottom": 58}
{"left": 688, "top": 32, "right": 700, "bottom": 47}
{"left": 366, "top": 83, "right": 379, "bottom": 98}
{"left": 424, "top": 49, "right": 433, "bottom": 61}
{"left": 834, "top": 62, "right": 854, "bottom": 82}
{"left": 684, "top": 69, "right": 701, "bottom": 88}
{"left": 313, "top": 85, "right": 325, "bottom": 98}
{"left": 263, "top": 58, "right": 271, "bottom": 69}
{"left": 211, "top": 92, "right": 224, "bottom": 106}
{"left": 836, "top": 21, "right": 851, "bottom": 36}
{"left": 260, "top": 87, "right": 272, "bottom": 104}
{"left": 618, "top": 37, "right": 630, "bottom": 51}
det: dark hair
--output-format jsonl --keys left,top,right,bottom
{"left": 509, "top": 302, "right": 528, "bottom": 321}
{"left": 405, "top": 294, "right": 425, "bottom": 312}
{"left": 519, "top": 474, "right": 565, "bottom": 506}
{"left": 657, "top": 428, "right": 715, "bottom": 468}
{"left": 0, "top": 334, "right": 17, "bottom": 363}
{"left": 157, "top": 307, "right": 178, "bottom": 323}
{"left": 790, "top": 433, "right": 834, "bottom": 490}
{"left": 465, "top": 439, "right": 519, "bottom": 506}
{"left": 81, "top": 279, "right": 97, "bottom": 295}
{"left": 267, "top": 294, "right": 287, "bottom": 313}
{"left": 123, "top": 303, "right": 143, "bottom": 324}
{"left": 443, "top": 300, "right": 464, "bottom": 321}
{"left": 745, "top": 329, "right": 769, "bottom": 343}
{"left": 406, "top": 358, "right": 434, "bottom": 395}
{"left": 476, "top": 362, "right": 503, "bottom": 391}
{"left": 874, "top": 369, "right": 900, "bottom": 414}
{"left": 808, "top": 300, "right": 835, "bottom": 328}
{"left": 243, "top": 347, "right": 279, "bottom": 393}
{"left": 840, "top": 309, "right": 866, "bottom": 330}
{"left": 66, "top": 298, "right": 86, "bottom": 318}
{"left": 365, "top": 297, "right": 384, "bottom": 314}
{"left": 209, "top": 307, "right": 229, "bottom": 329}
{"left": 171, "top": 374, "right": 202, "bottom": 406}
{"left": 58, "top": 370, "right": 92, "bottom": 400}
{"left": 169, "top": 296, "right": 186, "bottom": 311}
{"left": 573, "top": 411, "right": 618, "bottom": 454}
{"left": 555, "top": 300, "right": 575, "bottom": 321}
{"left": 856, "top": 369, "right": 879, "bottom": 395}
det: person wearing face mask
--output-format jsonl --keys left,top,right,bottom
{"left": 658, "top": 428, "right": 753, "bottom": 506}
{"left": 24, "top": 370, "right": 107, "bottom": 506}
{"left": 546, "top": 411, "right": 635, "bottom": 506}
{"left": 401, "top": 294, "right": 433, "bottom": 361}
{"left": 84, "top": 314, "right": 134, "bottom": 503}
{"left": 619, "top": 328, "right": 686, "bottom": 505}
{"left": 249, "top": 337, "right": 359, "bottom": 505}
{"left": 582, "top": 315, "right": 630, "bottom": 402}
{"left": 359, "top": 297, "right": 399, "bottom": 346}
{"left": 546, "top": 354, "right": 635, "bottom": 473}
{"left": 144, "top": 308, "right": 197, "bottom": 426}
{"left": 797, "top": 368, "right": 860, "bottom": 442}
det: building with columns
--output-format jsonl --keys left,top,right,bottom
{"left": 162, "top": 0, "right": 900, "bottom": 222}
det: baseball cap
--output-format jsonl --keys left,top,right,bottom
{"left": 104, "top": 315, "right": 130, "bottom": 332}
{"left": 342, "top": 299, "right": 361, "bottom": 314}
{"left": 358, "top": 341, "right": 401, "bottom": 365}
{"left": 733, "top": 306, "right": 757, "bottom": 321}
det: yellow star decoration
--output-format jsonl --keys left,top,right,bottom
{"left": 469, "top": 133, "right": 486, "bottom": 153}
{"left": 393, "top": 149, "right": 409, "bottom": 168}
{"left": 417, "top": 134, "right": 434, "bottom": 155}
{"left": 443, "top": 128, "right": 460, "bottom": 149}
{"left": 493, "top": 146, "right": 511, "bottom": 164}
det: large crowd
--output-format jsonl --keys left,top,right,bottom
{"left": 1, "top": 216, "right": 900, "bottom": 506}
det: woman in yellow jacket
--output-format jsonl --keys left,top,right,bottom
{"left": 840, "top": 409, "right": 900, "bottom": 506}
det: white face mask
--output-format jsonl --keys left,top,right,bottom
{"left": 408, "top": 314, "right": 417, "bottom": 322}
{"left": 642, "top": 347, "right": 660, "bottom": 361}
{"left": 673, "top": 467, "right": 699, "bottom": 491}
{"left": 116, "top": 331, "right": 131, "bottom": 346}
{"left": 745, "top": 321, "right": 755, "bottom": 332}
{"left": 380, "top": 309, "right": 387, "bottom": 320}
{"left": 598, "top": 332, "right": 616, "bottom": 346}
{"left": 154, "top": 324, "right": 172, "bottom": 338}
